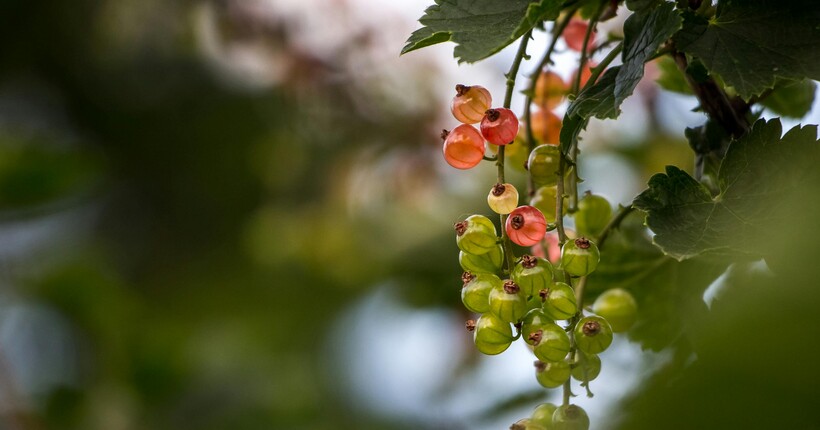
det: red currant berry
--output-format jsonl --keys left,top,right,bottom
{"left": 560, "top": 237, "right": 600, "bottom": 277}
{"left": 574, "top": 315, "right": 613, "bottom": 354}
{"left": 506, "top": 206, "right": 547, "bottom": 247}
{"left": 534, "top": 70, "right": 567, "bottom": 109}
{"left": 541, "top": 282, "right": 577, "bottom": 321}
{"left": 571, "top": 352, "right": 601, "bottom": 382}
{"left": 487, "top": 183, "right": 519, "bottom": 215}
{"left": 512, "top": 255, "right": 554, "bottom": 297}
{"left": 455, "top": 215, "right": 497, "bottom": 255}
{"left": 488, "top": 280, "right": 528, "bottom": 323}
{"left": 530, "top": 109, "right": 562, "bottom": 146}
{"left": 533, "top": 322, "right": 570, "bottom": 362}
{"left": 450, "top": 84, "right": 492, "bottom": 124}
{"left": 473, "top": 313, "right": 514, "bottom": 355}
{"left": 480, "top": 108, "right": 519, "bottom": 145}
{"left": 442, "top": 125, "right": 485, "bottom": 170}
{"left": 563, "top": 19, "right": 596, "bottom": 52}
{"left": 459, "top": 244, "right": 504, "bottom": 274}
{"left": 574, "top": 192, "right": 612, "bottom": 237}
{"left": 552, "top": 404, "right": 590, "bottom": 430}
{"left": 461, "top": 272, "right": 502, "bottom": 314}
{"left": 527, "top": 144, "right": 560, "bottom": 187}
{"left": 534, "top": 359, "right": 571, "bottom": 389}
{"left": 592, "top": 288, "right": 638, "bottom": 333}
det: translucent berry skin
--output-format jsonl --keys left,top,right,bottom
{"left": 530, "top": 403, "right": 558, "bottom": 427}
{"left": 530, "top": 185, "right": 566, "bottom": 223}
{"left": 542, "top": 282, "right": 578, "bottom": 321}
{"left": 592, "top": 288, "right": 638, "bottom": 333}
{"left": 510, "top": 418, "right": 548, "bottom": 430}
{"left": 563, "top": 19, "right": 596, "bottom": 52}
{"left": 560, "top": 238, "right": 600, "bottom": 277}
{"left": 455, "top": 215, "right": 497, "bottom": 255}
{"left": 574, "top": 315, "right": 613, "bottom": 354}
{"left": 552, "top": 404, "right": 590, "bottom": 430}
{"left": 535, "top": 359, "right": 571, "bottom": 389}
{"left": 442, "top": 125, "right": 485, "bottom": 169}
{"left": 480, "top": 108, "right": 519, "bottom": 145}
{"left": 533, "top": 322, "right": 570, "bottom": 362}
{"left": 527, "top": 144, "right": 561, "bottom": 187}
{"left": 571, "top": 352, "right": 601, "bottom": 382}
{"left": 459, "top": 244, "right": 504, "bottom": 274}
{"left": 534, "top": 70, "right": 567, "bottom": 109}
{"left": 461, "top": 273, "right": 502, "bottom": 313}
{"left": 488, "top": 281, "right": 528, "bottom": 323}
{"left": 521, "top": 308, "right": 554, "bottom": 347}
{"left": 530, "top": 109, "right": 562, "bottom": 145}
{"left": 487, "top": 183, "right": 519, "bottom": 215}
{"left": 512, "top": 255, "right": 554, "bottom": 297}
{"left": 473, "top": 313, "right": 514, "bottom": 355}
{"left": 506, "top": 206, "right": 548, "bottom": 247}
{"left": 574, "top": 192, "right": 612, "bottom": 237}
{"left": 450, "top": 84, "right": 492, "bottom": 124}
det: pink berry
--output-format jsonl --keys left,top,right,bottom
{"left": 505, "top": 206, "right": 547, "bottom": 247}
{"left": 442, "top": 125, "right": 485, "bottom": 169}
{"left": 451, "top": 84, "right": 492, "bottom": 124}
{"left": 563, "top": 19, "right": 596, "bottom": 52}
{"left": 480, "top": 108, "right": 519, "bottom": 146}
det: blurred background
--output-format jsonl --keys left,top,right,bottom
{"left": 0, "top": 1, "right": 818, "bottom": 429}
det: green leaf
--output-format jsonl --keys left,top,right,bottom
{"left": 674, "top": 1, "right": 820, "bottom": 99}
{"left": 585, "top": 212, "right": 727, "bottom": 351}
{"left": 654, "top": 55, "right": 692, "bottom": 95}
{"left": 759, "top": 79, "right": 817, "bottom": 118}
{"left": 633, "top": 119, "right": 820, "bottom": 260}
{"left": 401, "top": 0, "right": 563, "bottom": 63}
{"left": 625, "top": 0, "right": 661, "bottom": 12}
{"left": 559, "top": 4, "right": 681, "bottom": 154}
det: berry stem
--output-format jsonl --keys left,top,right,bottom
{"left": 497, "top": 30, "right": 532, "bottom": 274}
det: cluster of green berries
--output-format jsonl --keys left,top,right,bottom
{"left": 444, "top": 83, "right": 638, "bottom": 430}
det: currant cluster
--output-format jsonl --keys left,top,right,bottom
{"left": 443, "top": 18, "right": 639, "bottom": 429}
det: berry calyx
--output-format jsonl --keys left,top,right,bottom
{"left": 560, "top": 237, "right": 600, "bottom": 277}
{"left": 465, "top": 319, "right": 476, "bottom": 331}
{"left": 506, "top": 206, "right": 548, "bottom": 247}
{"left": 574, "top": 315, "right": 613, "bottom": 354}
{"left": 552, "top": 404, "right": 590, "bottom": 430}
{"left": 488, "top": 183, "right": 519, "bottom": 214}
{"left": 442, "top": 124, "right": 486, "bottom": 169}
{"left": 521, "top": 308, "right": 554, "bottom": 346}
{"left": 534, "top": 359, "right": 571, "bottom": 389}
{"left": 592, "top": 288, "right": 638, "bottom": 333}
{"left": 451, "top": 84, "right": 492, "bottom": 124}
{"left": 480, "top": 108, "right": 519, "bottom": 145}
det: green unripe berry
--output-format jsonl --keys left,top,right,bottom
{"left": 552, "top": 404, "right": 590, "bottom": 430}
{"left": 530, "top": 185, "right": 566, "bottom": 223}
{"left": 510, "top": 418, "right": 548, "bottom": 430}
{"left": 571, "top": 352, "right": 601, "bottom": 382}
{"left": 530, "top": 403, "right": 558, "bottom": 427}
{"left": 574, "top": 192, "right": 612, "bottom": 237}
{"left": 592, "top": 288, "right": 638, "bottom": 333}
{"left": 541, "top": 282, "right": 577, "bottom": 321}
{"left": 455, "top": 215, "right": 498, "bottom": 255}
{"left": 534, "top": 359, "right": 570, "bottom": 388}
{"left": 532, "top": 322, "right": 571, "bottom": 362}
{"left": 472, "top": 313, "right": 513, "bottom": 355}
{"left": 461, "top": 272, "right": 501, "bottom": 313}
{"left": 561, "top": 237, "right": 600, "bottom": 277}
{"left": 521, "top": 308, "right": 554, "bottom": 346}
{"left": 574, "top": 315, "right": 613, "bottom": 354}
{"left": 459, "top": 244, "right": 504, "bottom": 274}
{"left": 488, "top": 280, "right": 528, "bottom": 323}
{"left": 512, "top": 254, "right": 554, "bottom": 297}
{"left": 527, "top": 144, "right": 560, "bottom": 187}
